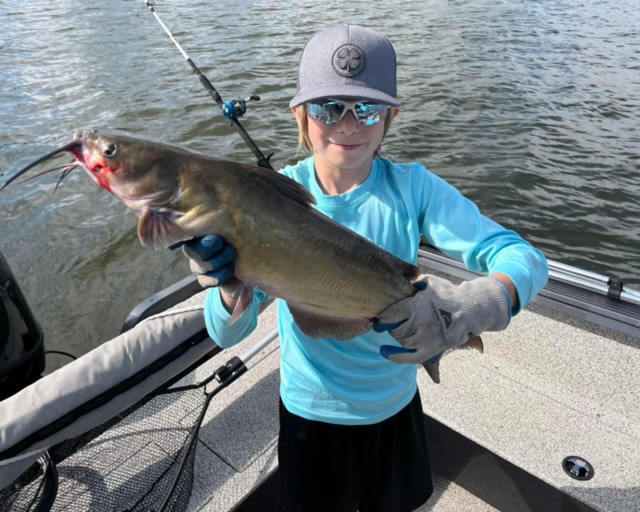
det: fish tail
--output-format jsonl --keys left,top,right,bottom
{"left": 421, "top": 334, "right": 483, "bottom": 384}
{"left": 422, "top": 361, "right": 441, "bottom": 384}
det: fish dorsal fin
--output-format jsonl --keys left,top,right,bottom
{"left": 137, "top": 208, "right": 192, "bottom": 250}
{"left": 253, "top": 167, "right": 316, "bottom": 208}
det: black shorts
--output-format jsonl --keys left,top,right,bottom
{"left": 278, "top": 390, "right": 433, "bottom": 512}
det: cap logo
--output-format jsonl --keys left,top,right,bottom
{"left": 332, "top": 44, "right": 365, "bottom": 77}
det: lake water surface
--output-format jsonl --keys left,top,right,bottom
{"left": 0, "top": 0, "right": 638, "bottom": 367}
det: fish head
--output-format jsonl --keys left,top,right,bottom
{"left": 70, "top": 129, "right": 181, "bottom": 211}
{"left": 1, "top": 129, "right": 194, "bottom": 250}
{"left": 70, "top": 129, "right": 197, "bottom": 249}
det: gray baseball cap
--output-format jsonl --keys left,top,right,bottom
{"left": 290, "top": 25, "right": 399, "bottom": 108}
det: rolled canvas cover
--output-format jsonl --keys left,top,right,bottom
{"left": 0, "top": 291, "right": 213, "bottom": 490}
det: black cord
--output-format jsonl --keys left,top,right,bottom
{"left": 45, "top": 350, "right": 77, "bottom": 361}
{"left": 27, "top": 452, "right": 58, "bottom": 512}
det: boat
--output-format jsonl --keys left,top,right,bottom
{"left": 0, "top": 241, "right": 638, "bottom": 512}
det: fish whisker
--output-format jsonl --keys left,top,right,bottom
{"left": 53, "top": 165, "right": 78, "bottom": 194}
{"left": 0, "top": 140, "right": 82, "bottom": 191}
{"left": 15, "top": 162, "right": 79, "bottom": 185}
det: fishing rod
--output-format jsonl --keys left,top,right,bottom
{"left": 142, "top": 1, "right": 274, "bottom": 170}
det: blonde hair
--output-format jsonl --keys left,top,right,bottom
{"left": 296, "top": 107, "right": 395, "bottom": 158}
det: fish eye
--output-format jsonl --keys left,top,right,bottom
{"left": 101, "top": 143, "right": 118, "bottom": 158}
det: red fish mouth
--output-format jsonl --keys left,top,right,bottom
{"left": 68, "top": 145, "right": 84, "bottom": 162}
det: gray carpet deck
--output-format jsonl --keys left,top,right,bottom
{"left": 49, "top": 287, "right": 639, "bottom": 511}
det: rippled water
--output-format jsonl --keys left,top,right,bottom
{"left": 0, "top": 0, "right": 639, "bottom": 366}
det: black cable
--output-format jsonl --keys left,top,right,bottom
{"left": 28, "top": 452, "right": 58, "bottom": 512}
{"left": 45, "top": 350, "right": 77, "bottom": 361}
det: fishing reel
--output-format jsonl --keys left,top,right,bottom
{"left": 221, "top": 95, "right": 260, "bottom": 119}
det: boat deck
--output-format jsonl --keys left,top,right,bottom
{"left": 25, "top": 259, "right": 640, "bottom": 511}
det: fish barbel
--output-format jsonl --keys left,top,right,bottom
{"left": 1, "top": 129, "right": 483, "bottom": 382}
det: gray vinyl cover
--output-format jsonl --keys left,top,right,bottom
{"left": 0, "top": 291, "right": 212, "bottom": 491}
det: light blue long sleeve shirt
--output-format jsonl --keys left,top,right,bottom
{"left": 204, "top": 157, "right": 548, "bottom": 425}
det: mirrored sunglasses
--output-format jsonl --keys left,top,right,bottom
{"left": 305, "top": 99, "right": 389, "bottom": 126}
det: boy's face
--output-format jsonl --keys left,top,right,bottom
{"left": 294, "top": 101, "right": 398, "bottom": 176}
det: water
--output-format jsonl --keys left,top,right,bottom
{"left": 0, "top": 0, "right": 639, "bottom": 368}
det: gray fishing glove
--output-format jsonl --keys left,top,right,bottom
{"left": 375, "top": 275, "right": 511, "bottom": 364}
{"left": 182, "top": 235, "right": 244, "bottom": 298}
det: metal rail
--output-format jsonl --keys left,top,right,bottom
{"left": 547, "top": 260, "right": 640, "bottom": 305}
{"left": 418, "top": 245, "right": 640, "bottom": 307}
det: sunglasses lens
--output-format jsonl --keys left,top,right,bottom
{"left": 305, "top": 103, "right": 338, "bottom": 124}
{"left": 306, "top": 101, "right": 388, "bottom": 126}
{"left": 355, "top": 104, "right": 388, "bottom": 126}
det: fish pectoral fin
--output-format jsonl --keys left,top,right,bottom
{"left": 287, "top": 304, "right": 372, "bottom": 341}
{"left": 228, "top": 284, "right": 256, "bottom": 325}
{"left": 137, "top": 208, "right": 192, "bottom": 250}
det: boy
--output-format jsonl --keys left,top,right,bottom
{"left": 184, "top": 25, "right": 548, "bottom": 512}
